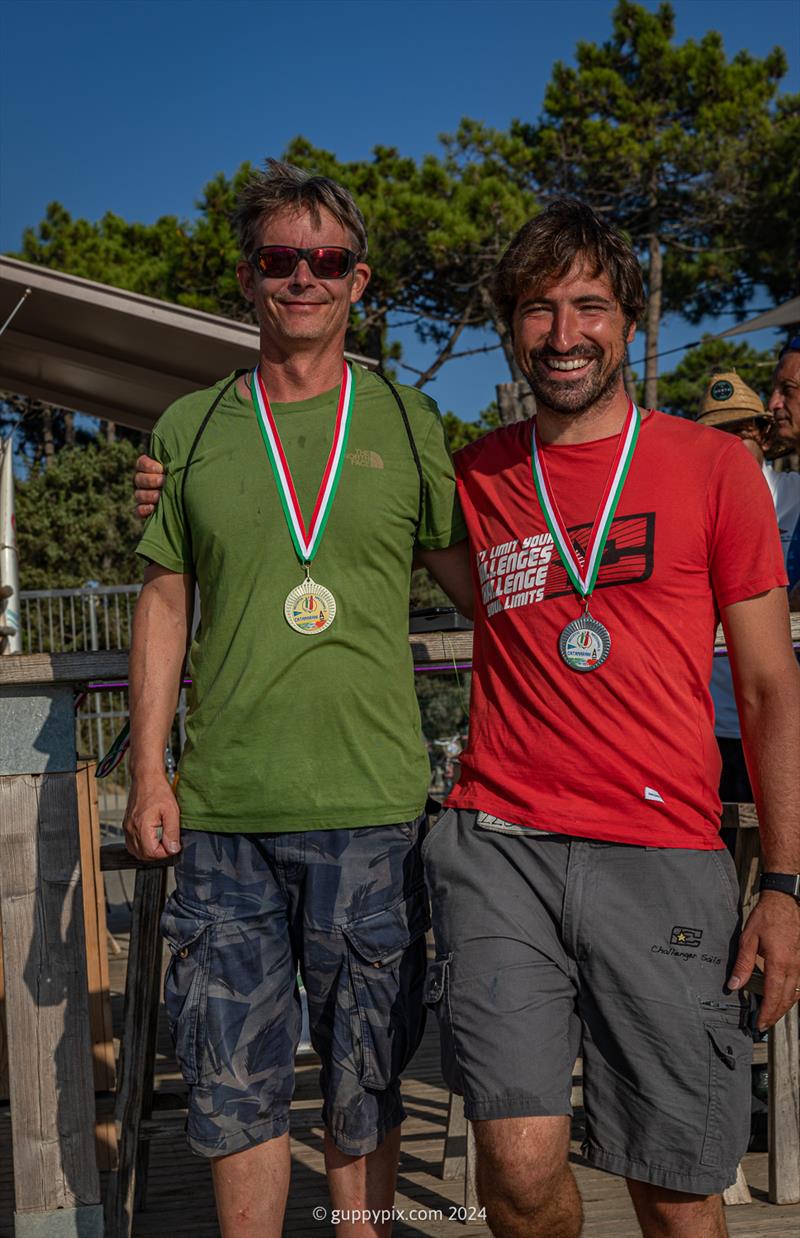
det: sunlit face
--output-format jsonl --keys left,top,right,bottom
{"left": 768, "top": 353, "right": 800, "bottom": 450}
{"left": 236, "top": 206, "right": 370, "bottom": 352}
{"left": 512, "top": 261, "right": 636, "bottom": 415}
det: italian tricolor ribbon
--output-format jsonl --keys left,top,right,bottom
{"left": 251, "top": 361, "right": 355, "bottom": 563}
{"left": 531, "top": 402, "right": 640, "bottom": 598}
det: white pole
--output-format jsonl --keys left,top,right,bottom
{"left": 0, "top": 437, "right": 22, "bottom": 654}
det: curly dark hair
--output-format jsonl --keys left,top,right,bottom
{"left": 492, "top": 199, "right": 645, "bottom": 331}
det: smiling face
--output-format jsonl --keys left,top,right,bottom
{"left": 512, "top": 260, "right": 636, "bottom": 417}
{"left": 768, "top": 352, "right": 800, "bottom": 451}
{"left": 236, "top": 206, "right": 370, "bottom": 355}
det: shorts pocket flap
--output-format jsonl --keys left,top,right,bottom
{"left": 343, "top": 887, "right": 430, "bottom": 965}
{"left": 161, "top": 900, "right": 215, "bottom": 955}
{"left": 705, "top": 1023, "right": 739, "bottom": 1070}
{"left": 424, "top": 957, "right": 450, "bottom": 1005}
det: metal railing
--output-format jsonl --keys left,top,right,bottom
{"left": 19, "top": 583, "right": 184, "bottom": 824}
{"left": 20, "top": 583, "right": 141, "bottom": 655}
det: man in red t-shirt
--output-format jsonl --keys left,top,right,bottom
{"left": 423, "top": 201, "right": 800, "bottom": 1238}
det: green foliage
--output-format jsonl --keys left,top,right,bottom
{"left": 441, "top": 401, "right": 502, "bottom": 452}
{"left": 15, "top": 439, "right": 143, "bottom": 588}
{"left": 415, "top": 669, "right": 470, "bottom": 750}
{"left": 657, "top": 336, "right": 776, "bottom": 419}
{"left": 525, "top": 0, "right": 787, "bottom": 309}
{"left": 448, "top": 1, "right": 792, "bottom": 403}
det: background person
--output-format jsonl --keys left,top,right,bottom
{"left": 767, "top": 336, "right": 800, "bottom": 608}
{"left": 697, "top": 372, "right": 781, "bottom": 807}
{"left": 698, "top": 366, "right": 800, "bottom": 814}
{"left": 126, "top": 160, "right": 470, "bottom": 1238}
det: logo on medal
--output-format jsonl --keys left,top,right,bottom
{"left": 558, "top": 615, "right": 611, "bottom": 672}
{"left": 284, "top": 578, "right": 336, "bottom": 635}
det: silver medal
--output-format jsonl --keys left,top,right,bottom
{"left": 558, "top": 613, "right": 611, "bottom": 672}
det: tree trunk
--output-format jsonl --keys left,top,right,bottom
{"left": 623, "top": 354, "right": 639, "bottom": 406}
{"left": 479, "top": 287, "right": 527, "bottom": 383}
{"left": 496, "top": 383, "right": 537, "bottom": 425}
{"left": 644, "top": 227, "right": 663, "bottom": 410}
{"left": 103, "top": 420, "right": 116, "bottom": 444}
{"left": 63, "top": 412, "right": 76, "bottom": 447}
{"left": 42, "top": 406, "right": 55, "bottom": 470}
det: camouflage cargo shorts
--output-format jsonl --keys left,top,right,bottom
{"left": 160, "top": 818, "right": 429, "bottom": 1158}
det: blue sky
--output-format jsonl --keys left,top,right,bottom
{"left": 1, "top": 0, "right": 797, "bottom": 422}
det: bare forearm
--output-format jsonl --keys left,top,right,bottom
{"left": 740, "top": 669, "right": 800, "bottom": 869}
{"left": 129, "top": 572, "right": 192, "bottom": 778}
{"left": 415, "top": 539, "right": 475, "bottom": 618}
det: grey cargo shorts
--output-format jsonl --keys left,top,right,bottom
{"left": 423, "top": 809, "right": 752, "bottom": 1196}
{"left": 161, "top": 818, "right": 429, "bottom": 1159}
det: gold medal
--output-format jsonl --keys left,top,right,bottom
{"left": 284, "top": 576, "right": 336, "bottom": 635}
{"left": 251, "top": 363, "right": 354, "bottom": 638}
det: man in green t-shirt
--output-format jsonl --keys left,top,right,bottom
{"left": 127, "top": 160, "right": 471, "bottom": 1238}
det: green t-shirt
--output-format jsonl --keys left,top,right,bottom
{"left": 137, "top": 365, "right": 466, "bottom": 833}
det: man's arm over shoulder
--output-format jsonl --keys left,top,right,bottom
{"left": 124, "top": 565, "right": 194, "bottom": 861}
{"left": 135, "top": 454, "right": 165, "bottom": 518}
{"left": 723, "top": 587, "right": 800, "bottom": 1028}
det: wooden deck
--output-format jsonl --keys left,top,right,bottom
{"left": 1, "top": 926, "right": 798, "bottom": 1237}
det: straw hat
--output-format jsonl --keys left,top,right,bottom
{"left": 696, "top": 371, "right": 769, "bottom": 428}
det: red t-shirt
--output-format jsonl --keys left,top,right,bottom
{"left": 448, "top": 411, "right": 788, "bottom": 849}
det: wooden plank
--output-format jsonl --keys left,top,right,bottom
{"left": 441, "top": 1093, "right": 466, "bottom": 1179}
{"left": 0, "top": 649, "right": 129, "bottom": 686}
{"left": 0, "top": 771, "right": 102, "bottom": 1215}
{"left": 76, "top": 762, "right": 118, "bottom": 1181}
{"left": 2, "top": 612, "right": 796, "bottom": 686}
{"left": 105, "top": 865, "right": 168, "bottom": 1238}
{"left": 0, "top": 913, "right": 7, "bottom": 1101}
{"left": 76, "top": 762, "right": 116, "bottom": 1097}
{"left": 733, "top": 809, "right": 763, "bottom": 924}
{"left": 723, "top": 1163, "right": 753, "bottom": 1206}
{"left": 768, "top": 1002, "right": 800, "bottom": 1204}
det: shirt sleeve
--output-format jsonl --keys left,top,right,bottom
{"left": 414, "top": 398, "right": 468, "bottom": 551}
{"left": 708, "top": 439, "right": 788, "bottom": 610}
{"left": 136, "top": 431, "right": 194, "bottom": 574}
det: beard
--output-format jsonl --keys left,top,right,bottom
{"left": 523, "top": 345, "right": 624, "bottom": 416}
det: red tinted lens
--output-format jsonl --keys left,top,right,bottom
{"left": 308, "top": 248, "right": 352, "bottom": 278}
{"left": 255, "top": 247, "right": 298, "bottom": 278}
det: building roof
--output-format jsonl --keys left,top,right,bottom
{"left": 0, "top": 255, "right": 375, "bottom": 432}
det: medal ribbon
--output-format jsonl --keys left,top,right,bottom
{"left": 531, "top": 402, "right": 640, "bottom": 598}
{"left": 251, "top": 361, "right": 355, "bottom": 563}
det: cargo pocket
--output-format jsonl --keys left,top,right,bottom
{"left": 161, "top": 896, "right": 216, "bottom": 1086}
{"left": 698, "top": 1000, "right": 752, "bottom": 1168}
{"left": 342, "top": 885, "right": 430, "bottom": 1090}
{"left": 424, "top": 955, "right": 463, "bottom": 1095}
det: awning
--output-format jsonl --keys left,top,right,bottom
{"left": 717, "top": 295, "right": 800, "bottom": 339}
{"left": 0, "top": 255, "right": 375, "bottom": 433}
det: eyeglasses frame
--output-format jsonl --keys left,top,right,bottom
{"left": 249, "top": 245, "right": 359, "bottom": 281}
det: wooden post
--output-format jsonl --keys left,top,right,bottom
{"left": 0, "top": 658, "right": 108, "bottom": 1237}
{"left": 768, "top": 1002, "right": 800, "bottom": 1204}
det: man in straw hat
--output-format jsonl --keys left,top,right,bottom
{"left": 767, "top": 337, "right": 800, "bottom": 607}
{"left": 422, "top": 201, "right": 800, "bottom": 1237}
{"left": 697, "top": 372, "right": 785, "bottom": 806}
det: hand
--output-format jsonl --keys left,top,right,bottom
{"left": 135, "top": 454, "right": 165, "bottom": 518}
{"left": 123, "top": 773, "right": 181, "bottom": 860}
{"left": 728, "top": 891, "right": 800, "bottom": 1029}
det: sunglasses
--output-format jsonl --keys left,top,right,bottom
{"left": 250, "top": 245, "right": 357, "bottom": 280}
